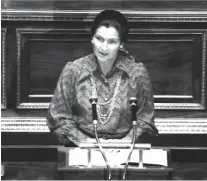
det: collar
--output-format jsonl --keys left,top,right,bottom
{"left": 115, "top": 51, "right": 135, "bottom": 76}
{"left": 82, "top": 51, "right": 135, "bottom": 79}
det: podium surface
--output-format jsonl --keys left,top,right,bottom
{"left": 58, "top": 165, "right": 173, "bottom": 180}
{"left": 58, "top": 143, "right": 173, "bottom": 180}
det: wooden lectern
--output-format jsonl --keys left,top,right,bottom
{"left": 58, "top": 142, "right": 173, "bottom": 180}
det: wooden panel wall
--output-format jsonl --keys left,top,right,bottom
{"left": 1, "top": 0, "right": 207, "bottom": 146}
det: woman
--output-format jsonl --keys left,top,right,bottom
{"left": 47, "top": 10, "right": 158, "bottom": 146}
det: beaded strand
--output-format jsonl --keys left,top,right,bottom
{"left": 90, "top": 71, "right": 123, "bottom": 124}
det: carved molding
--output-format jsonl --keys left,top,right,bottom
{"left": 17, "top": 103, "right": 50, "bottom": 109}
{"left": 201, "top": 31, "right": 207, "bottom": 109}
{"left": 16, "top": 28, "right": 90, "bottom": 109}
{"left": 16, "top": 103, "right": 204, "bottom": 110}
{"left": 155, "top": 103, "right": 205, "bottom": 110}
{"left": 1, "top": 117, "right": 207, "bottom": 133}
{"left": 16, "top": 29, "right": 206, "bottom": 110}
{"left": 16, "top": 29, "right": 21, "bottom": 108}
{"left": 1, "top": 118, "right": 49, "bottom": 132}
{"left": 155, "top": 118, "right": 207, "bottom": 134}
{"left": 133, "top": 30, "right": 206, "bottom": 110}
{"left": 1, "top": 28, "right": 7, "bottom": 109}
{"left": 2, "top": 10, "right": 207, "bottom": 22}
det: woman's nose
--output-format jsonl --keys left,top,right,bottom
{"left": 100, "top": 41, "right": 108, "bottom": 51}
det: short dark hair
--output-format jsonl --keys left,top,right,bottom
{"left": 91, "top": 10, "right": 129, "bottom": 42}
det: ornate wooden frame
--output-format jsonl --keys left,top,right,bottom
{"left": 1, "top": 28, "right": 7, "bottom": 109}
{"left": 1, "top": 9, "right": 207, "bottom": 134}
{"left": 16, "top": 28, "right": 206, "bottom": 110}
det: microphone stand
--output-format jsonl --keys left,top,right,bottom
{"left": 90, "top": 98, "right": 112, "bottom": 180}
{"left": 122, "top": 97, "right": 138, "bottom": 180}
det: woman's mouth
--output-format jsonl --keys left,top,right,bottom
{"left": 99, "top": 52, "right": 107, "bottom": 56}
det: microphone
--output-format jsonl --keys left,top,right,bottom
{"left": 90, "top": 97, "right": 98, "bottom": 121}
{"left": 123, "top": 97, "right": 138, "bottom": 180}
{"left": 129, "top": 97, "right": 138, "bottom": 123}
{"left": 90, "top": 97, "right": 112, "bottom": 180}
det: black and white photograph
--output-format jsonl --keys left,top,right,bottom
{"left": 1, "top": 0, "right": 207, "bottom": 180}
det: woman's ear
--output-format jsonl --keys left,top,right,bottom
{"left": 91, "top": 37, "right": 94, "bottom": 44}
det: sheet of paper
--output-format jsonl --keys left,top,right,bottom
{"left": 142, "top": 149, "right": 168, "bottom": 167}
{"left": 68, "top": 148, "right": 168, "bottom": 167}
{"left": 90, "top": 149, "right": 168, "bottom": 167}
{"left": 68, "top": 148, "right": 89, "bottom": 166}
{"left": 90, "top": 149, "right": 129, "bottom": 166}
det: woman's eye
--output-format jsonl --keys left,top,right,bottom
{"left": 96, "top": 36, "right": 104, "bottom": 42}
{"left": 108, "top": 40, "right": 117, "bottom": 44}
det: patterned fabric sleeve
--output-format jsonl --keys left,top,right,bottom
{"left": 47, "top": 62, "right": 90, "bottom": 146}
{"left": 123, "top": 62, "right": 158, "bottom": 141}
{"left": 136, "top": 62, "right": 158, "bottom": 136}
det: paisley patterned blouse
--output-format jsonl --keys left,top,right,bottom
{"left": 47, "top": 51, "right": 158, "bottom": 146}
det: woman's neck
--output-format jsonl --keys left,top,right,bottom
{"left": 97, "top": 57, "right": 117, "bottom": 76}
{"left": 98, "top": 61, "right": 113, "bottom": 76}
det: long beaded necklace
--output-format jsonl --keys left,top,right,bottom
{"left": 90, "top": 71, "right": 123, "bottom": 124}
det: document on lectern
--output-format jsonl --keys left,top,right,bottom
{"left": 68, "top": 141, "right": 168, "bottom": 167}
{"left": 89, "top": 149, "right": 168, "bottom": 167}
{"left": 68, "top": 148, "right": 89, "bottom": 166}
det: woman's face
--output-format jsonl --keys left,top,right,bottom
{"left": 92, "top": 25, "right": 121, "bottom": 64}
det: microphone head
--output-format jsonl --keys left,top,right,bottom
{"left": 90, "top": 97, "right": 98, "bottom": 103}
{"left": 130, "top": 97, "right": 137, "bottom": 105}
{"left": 132, "top": 120, "right": 137, "bottom": 126}
{"left": 93, "top": 120, "right": 98, "bottom": 125}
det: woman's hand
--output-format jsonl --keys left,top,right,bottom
{"left": 52, "top": 128, "right": 70, "bottom": 145}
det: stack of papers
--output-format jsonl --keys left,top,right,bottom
{"left": 68, "top": 147, "right": 168, "bottom": 167}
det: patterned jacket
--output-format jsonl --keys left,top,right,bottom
{"left": 47, "top": 51, "right": 158, "bottom": 146}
